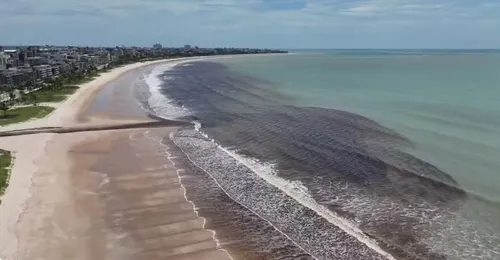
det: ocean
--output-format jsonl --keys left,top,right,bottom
{"left": 142, "top": 50, "right": 500, "bottom": 260}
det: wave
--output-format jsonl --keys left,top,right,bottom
{"left": 171, "top": 127, "right": 389, "bottom": 259}
{"left": 215, "top": 137, "right": 397, "bottom": 259}
{"left": 143, "top": 60, "right": 500, "bottom": 259}
{"left": 145, "top": 63, "right": 192, "bottom": 119}
{"left": 168, "top": 130, "right": 317, "bottom": 260}
{"left": 186, "top": 121, "right": 398, "bottom": 259}
{"left": 172, "top": 119, "right": 475, "bottom": 259}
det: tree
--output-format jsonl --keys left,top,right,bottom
{"left": 8, "top": 91, "right": 16, "bottom": 104}
{"left": 49, "top": 78, "right": 64, "bottom": 90}
{"left": 22, "top": 82, "right": 33, "bottom": 92}
{"left": 27, "top": 93, "right": 39, "bottom": 106}
{"left": 0, "top": 102, "right": 10, "bottom": 117}
{"left": 18, "top": 92, "right": 27, "bottom": 104}
{"left": 33, "top": 82, "right": 43, "bottom": 91}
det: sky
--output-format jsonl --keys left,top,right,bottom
{"left": 1, "top": 0, "right": 499, "bottom": 49}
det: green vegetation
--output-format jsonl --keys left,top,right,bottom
{"left": 57, "top": 67, "right": 101, "bottom": 85}
{"left": 0, "top": 106, "right": 55, "bottom": 126}
{"left": 26, "top": 86, "right": 79, "bottom": 103}
{"left": 0, "top": 149, "right": 13, "bottom": 204}
{"left": 0, "top": 65, "right": 103, "bottom": 126}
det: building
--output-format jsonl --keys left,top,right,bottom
{"left": 18, "top": 51, "right": 27, "bottom": 63}
{"left": 57, "top": 63, "right": 72, "bottom": 74}
{"left": 33, "top": 65, "right": 54, "bottom": 79}
{"left": 0, "top": 51, "right": 8, "bottom": 71}
{"left": 26, "top": 57, "right": 49, "bottom": 66}
{"left": 51, "top": 66, "right": 60, "bottom": 77}
{"left": 71, "top": 61, "right": 90, "bottom": 72}
{"left": 26, "top": 46, "right": 38, "bottom": 57}
{"left": 78, "top": 55, "right": 102, "bottom": 66}
{"left": 0, "top": 69, "right": 34, "bottom": 86}
{"left": 3, "top": 49, "right": 18, "bottom": 55}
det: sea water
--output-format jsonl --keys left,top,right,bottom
{"left": 145, "top": 50, "right": 500, "bottom": 259}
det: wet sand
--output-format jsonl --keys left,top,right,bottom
{"left": 66, "top": 128, "right": 231, "bottom": 260}
{"left": 0, "top": 58, "right": 232, "bottom": 260}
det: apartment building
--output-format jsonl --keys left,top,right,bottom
{"left": 33, "top": 65, "right": 54, "bottom": 79}
{"left": 0, "top": 51, "right": 7, "bottom": 71}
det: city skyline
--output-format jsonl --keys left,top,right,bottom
{"left": 0, "top": 44, "right": 285, "bottom": 87}
{"left": 1, "top": 0, "right": 499, "bottom": 49}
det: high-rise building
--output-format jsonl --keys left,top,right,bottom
{"left": 34, "top": 65, "right": 53, "bottom": 79}
{"left": 27, "top": 46, "right": 38, "bottom": 57}
{"left": 18, "top": 51, "right": 27, "bottom": 63}
{"left": 0, "top": 51, "right": 8, "bottom": 71}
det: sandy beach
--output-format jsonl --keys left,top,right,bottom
{"left": 0, "top": 59, "right": 232, "bottom": 260}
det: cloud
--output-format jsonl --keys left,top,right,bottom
{"left": 0, "top": 0, "right": 499, "bottom": 48}
{"left": 339, "top": 0, "right": 446, "bottom": 16}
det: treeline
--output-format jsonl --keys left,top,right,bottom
{"left": 109, "top": 48, "right": 287, "bottom": 66}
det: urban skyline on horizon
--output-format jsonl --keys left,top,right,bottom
{"left": 0, "top": 44, "right": 285, "bottom": 87}
{"left": 1, "top": 45, "right": 500, "bottom": 51}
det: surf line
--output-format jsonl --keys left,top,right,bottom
{"left": 187, "top": 123, "right": 397, "bottom": 260}
{"left": 171, "top": 131, "right": 320, "bottom": 259}
{"left": 218, "top": 145, "right": 397, "bottom": 260}
{"left": 141, "top": 130, "right": 233, "bottom": 259}
{"left": 142, "top": 130, "right": 234, "bottom": 260}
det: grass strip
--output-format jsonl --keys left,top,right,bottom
{"left": 0, "top": 106, "right": 55, "bottom": 126}
{"left": 0, "top": 149, "right": 13, "bottom": 204}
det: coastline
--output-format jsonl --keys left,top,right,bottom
{"left": 0, "top": 48, "right": 498, "bottom": 259}
{"left": 0, "top": 57, "right": 232, "bottom": 259}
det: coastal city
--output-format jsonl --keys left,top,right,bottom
{"left": 1, "top": 0, "right": 500, "bottom": 259}
{"left": 0, "top": 45, "right": 286, "bottom": 87}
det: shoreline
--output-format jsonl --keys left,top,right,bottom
{"left": 165, "top": 136, "right": 234, "bottom": 260}
{"left": 0, "top": 59, "right": 170, "bottom": 259}
{"left": 0, "top": 56, "right": 233, "bottom": 260}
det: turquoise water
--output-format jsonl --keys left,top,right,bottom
{"left": 155, "top": 53, "right": 500, "bottom": 258}
{"left": 219, "top": 51, "right": 500, "bottom": 203}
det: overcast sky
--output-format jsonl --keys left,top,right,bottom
{"left": 1, "top": 0, "right": 499, "bottom": 49}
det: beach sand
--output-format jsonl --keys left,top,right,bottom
{"left": 0, "top": 58, "right": 231, "bottom": 260}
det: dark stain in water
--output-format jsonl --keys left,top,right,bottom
{"left": 157, "top": 61, "right": 469, "bottom": 259}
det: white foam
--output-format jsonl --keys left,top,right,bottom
{"left": 187, "top": 126, "right": 396, "bottom": 259}
{"left": 136, "top": 130, "right": 233, "bottom": 259}
{"left": 170, "top": 131, "right": 319, "bottom": 259}
{"left": 140, "top": 55, "right": 392, "bottom": 259}
{"left": 145, "top": 58, "right": 208, "bottom": 119}
{"left": 217, "top": 147, "right": 396, "bottom": 260}
{"left": 143, "top": 56, "right": 258, "bottom": 120}
{"left": 165, "top": 133, "right": 234, "bottom": 260}
{"left": 144, "top": 63, "right": 189, "bottom": 119}
{"left": 193, "top": 121, "right": 202, "bottom": 132}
